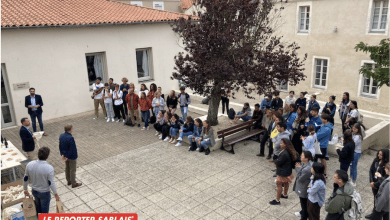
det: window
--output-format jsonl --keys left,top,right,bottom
{"left": 131, "top": 1, "right": 142, "bottom": 6}
{"left": 278, "top": 81, "right": 288, "bottom": 92}
{"left": 313, "top": 58, "right": 328, "bottom": 88}
{"left": 370, "top": 0, "right": 388, "bottom": 32}
{"left": 153, "top": 2, "right": 164, "bottom": 10}
{"left": 136, "top": 48, "right": 153, "bottom": 81}
{"left": 85, "top": 52, "right": 107, "bottom": 91}
{"left": 361, "top": 63, "right": 379, "bottom": 97}
{"left": 299, "top": 6, "right": 310, "bottom": 32}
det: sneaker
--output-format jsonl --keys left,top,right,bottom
{"left": 196, "top": 147, "right": 200, "bottom": 151}
{"left": 142, "top": 127, "right": 145, "bottom": 130}
{"left": 111, "top": 118, "right": 115, "bottom": 122}
{"left": 105, "top": 117, "right": 108, "bottom": 119}
{"left": 163, "top": 137, "right": 170, "bottom": 142}
{"left": 168, "top": 138, "right": 173, "bottom": 143}
{"left": 123, "top": 119, "right": 126, "bottom": 123}
{"left": 199, "top": 147, "right": 205, "bottom": 153}
{"left": 177, "top": 137, "right": 182, "bottom": 141}
{"left": 281, "top": 194, "right": 288, "bottom": 199}
{"left": 294, "top": 212, "right": 301, "bottom": 217}
{"left": 171, "top": 140, "right": 178, "bottom": 144}
{"left": 147, "top": 127, "right": 150, "bottom": 130}
{"left": 175, "top": 142, "right": 182, "bottom": 147}
{"left": 159, "top": 136, "right": 163, "bottom": 140}
{"left": 269, "top": 199, "right": 280, "bottom": 205}
{"left": 205, "top": 148, "right": 210, "bottom": 155}
{"left": 155, "top": 132, "right": 160, "bottom": 136}
{"left": 107, "top": 118, "right": 110, "bottom": 122}
{"left": 93, "top": 117, "right": 98, "bottom": 120}
{"left": 117, "top": 119, "right": 121, "bottom": 123}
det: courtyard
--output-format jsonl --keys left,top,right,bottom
{"left": 1, "top": 108, "right": 378, "bottom": 219}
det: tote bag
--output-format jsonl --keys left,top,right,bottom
{"left": 314, "top": 135, "right": 322, "bottom": 155}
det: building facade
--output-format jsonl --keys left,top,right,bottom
{"left": 1, "top": 0, "right": 190, "bottom": 128}
{"left": 120, "top": 0, "right": 192, "bottom": 13}
{"left": 275, "top": 0, "right": 389, "bottom": 114}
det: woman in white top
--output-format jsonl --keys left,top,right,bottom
{"left": 284, "top": 91, "right": 296, "bottom": 116}
{"left": 152, "top": 91, "right": 166, "bottom": 116}
{"left": 344, "top": 100, "right": 358, "bottom": 129}
{"left": 113, "top": 84, "right": 126, "bottom": 122}
{"left": 102, "top": 83, "right": 115, "bottom": 122}
{"left": 138, "top": 83, "right": 149, "bottom": 99}
{"left": 350, "top": 122, "right": 365, "bottom": 184}
{"left": 339, "top": 92, "right": 351, "bottom": 133}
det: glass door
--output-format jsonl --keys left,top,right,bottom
{"left": 1, "top": 64, "right": 15, "bottom": 128}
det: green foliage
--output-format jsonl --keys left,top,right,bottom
{"left": 355, "top": 39, "right": 389, "bottom": 87}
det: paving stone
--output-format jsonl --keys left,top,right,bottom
{"left": 214, "top": 204, "right": 237, "bottom": 218}
{"left": 203, "top": 211, "right": 225, "bottom": 220}
{"left": 191, "top": 204, "right": 213, "bottom": 218}
{"left": 94, "top": 186, "right": 114, "bottom": 197}
{"left": 69, "top": 204, "right": 92, "bottom": 213}
{"left": 102, "top": 192, "right": 121, "bottom": 203}
{"left": 59, "top": 192, "right": 77, "bottom": 202}
{"left": 108, "top": 198, "right": 130, "bottom": 209}
{"left": 228, "top": 212, "right": 251, "bottom": 220}
{"left": 177, "top": 210, "right": 199, "bottom": 220}
{"left": 86, "top": 198, "right": 107, "bottom": 210}
{"left": 214, "top": 192, "right": 235, "bottom": 203}
{"left": 225, "top": 198, "right": 246, "bottom": 211}
{"left": 124, "top": 192, "right": 144, "bottom": 203}
{"left": 240, "top": 205, "right": 262, "bottom": 218}
{"left": 166, "top": 204, "right": 188, "bottom": 217}
{"left": 79, "top": 192, "right": 99, "bottom": 203}
{"left": 65, "top": 197, "right": 85, "bottom": 209}
{"left": 94, "top": 204, "right": 116, "bottom": 213}
{"left": 146, "top": 192, "right": 166, "bottom": 203}
{"left": 141, "top": 204, "right": 164, "bottom": 217}
{"left": 132, "top": 198, "right": 153, "bottom": 210}
{"left": 155, "top": 198, "right": 177, "bottom": 210}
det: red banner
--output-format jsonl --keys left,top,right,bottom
{"left": 38, "top": 213, "right": 138, "bottom": 220}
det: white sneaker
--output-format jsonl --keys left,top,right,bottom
{"left": 155, "top": 131, "right": 159, "bottom": 135}
{"left": 93, "top": 117, "right": 97, "bottom": 120}
{"left": 294, "top": 212, "right": 301, "bottom": 217}
{"left": 168, "top": 138, "right": 173, "bottom": 143}
{"left": 159, "top": 134, "right": 162, "bottom": 138}
{"left": 147, "top": 127, "right": 150, "bottom": 130}
{"left": 171, "top": 140, "right": 178, "bottom": 144}
{"left": 177, "top": 137, "right": 182, "bottom": 141}
{"left": 105, "top": 117, "right": 108, "bottom": 119}
{"left": 163, "top": 137, "right": 170, "bottom": 142}
{"left": 196, "top": 147, "right": 200, "bottom": 151}
{"left": 142, "top": 127, "right": 146, "bottom": 130}
{"left": 175, "top": 142, "right": 182, "bottom": 147}
{"left": 159, "top": 136, "right": 163, "bottom": 140}
{"left": 107, "top": 118, "right": 110, "bottom": 122}
{"left": 117, "top": 119, "right": 121, "bottom": 123}
{"left": 111, "top": 118, "right": 115, "bottom": 122}
{"left": 123, "top": 119, "right": 126, "bottom": 123}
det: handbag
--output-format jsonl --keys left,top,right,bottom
{"left": 22, "top": 196, "right": 37, "bottom": 217}
{"left": 314, "top": 135, "right": 322, "bottom": 155}
{"left": 56, "top": 200, "right": 65, "bottom": 213}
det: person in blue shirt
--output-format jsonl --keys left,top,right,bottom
{"left": 286, "top": 104, "right": 298, "bottom": 132}
{"left": 305, "top": 107, "right": 322, "bottom": 132}
{"left": 322, "top": 95, "right": 337, "bottom": 139}
{"left": 307, "top": 162, "right": 326, "bottom": 220}
{"left": 307, "top": 95, "right": 320, "bottom": 119}
{"left": 260, "top": 94, "right": 272, "bottom": 111}
{"left": 59, "top": 124, "right": 82, "bottom": 188}
{"left": 295, "top": 92, "right": 307, "bottom": 109}
{"left": 315, "top": 113, "right": 333, "bottom": 178}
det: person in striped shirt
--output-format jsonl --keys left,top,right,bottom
{"left": 23, "top": 147, "right": 60, "bottom": 214}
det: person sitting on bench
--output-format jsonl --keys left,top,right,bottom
{"left": 232, "top": 102, "right": 252, "bottom": 123}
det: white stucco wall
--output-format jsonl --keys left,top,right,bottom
{"left": 1, "top": 23, "right": 183, "bottom": 126}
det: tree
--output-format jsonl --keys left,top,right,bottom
{"left": 355, "top": 38, "right": 389, "bottom": 87}
{"left": 171, "top": 0, "right": 307, "bottom": 125}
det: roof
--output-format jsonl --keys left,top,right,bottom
{"left": 1, "top": 0, "right": 192, "bottom": 28}
{"left": 180, "top": 0, "right": 194, "bottom": 9}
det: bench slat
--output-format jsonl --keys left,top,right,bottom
{"left": 223, "top": 129, "right": 265, "bottom": 145}
{"left": 217, "top": 124, "right": 253, "bottom": 138}
{"left": 217, "top": 121, "right": 254, "bottom": 135}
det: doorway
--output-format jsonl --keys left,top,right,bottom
{"left": 1, "top": 64, "right": 16, "bottom": 128}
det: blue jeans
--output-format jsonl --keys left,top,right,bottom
{"left": 170, "top": 127, "right": 179, "bottom": 137}
{"left": 30, "top": 111, "right": 44, "bottom": 132}
{"left": 141, "top": 110, "right": 150, "bottom": 128}
{"left": 179, "top": 131, "right": 193, "bottom": 143}
{"left": 350, "top": 152, "right": 361, "bottom": 182}
{"left": 180, "top": 106, "right": 188, "bottom": 121}
{"left": 237, "top": 111, "right": 251, "bottom": 122}
{"left": 200, "top": 139, "right": 211, "bottom": 149}
{"left": 32, "top": 190, "right": 51, "bottom": 214}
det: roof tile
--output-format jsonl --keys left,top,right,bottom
{"left": 2, "top": 0, "right": 193, "bottom": 28}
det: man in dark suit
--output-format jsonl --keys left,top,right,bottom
{"left": 59, "top": 124, "right": 82, "bottom": 188}
{"left": 25, "top": 88, "right": 47, "bottom": 136}
{"left": 19, "top": 117, "right": 36, "bottom": 160}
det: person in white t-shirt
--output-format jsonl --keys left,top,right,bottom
{"left": 138, "top": 83, "right": 149, "bottom": 99}
{"left": 102, "top": 83, "right": 115, "bottom": 123}
{"left": 344, "top": 100, "right": 358, "bottom": 129}
{"left": 113, "top": 85, "right": 126, "bottom": 122}
{"left": 91, "top": 77, "right": 107, "bottom": 120}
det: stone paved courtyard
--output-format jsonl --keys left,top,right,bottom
{"left": 1, "top": 110, "right": 379, "bottom": 219}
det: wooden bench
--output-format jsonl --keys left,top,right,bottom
{"left": 217, "top": 120, "right": 265, "bottom": 154}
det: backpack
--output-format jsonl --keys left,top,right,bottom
{"left": 189, "top": 141, "right": 197, "bottom": 151}
{"left": 228, "top": 108, "right": 236, "bottom": 119}
{"left": 149, "top": 115, "right": 156, "bottom": 124}
{"left": 343, "top": 190, "right": 363, "bottom": 220}
{"left": 178, "top": 93, "right": 190, "bottom": 103}
{"left": 124, "top": 117, "right": 133, "bottom": 126}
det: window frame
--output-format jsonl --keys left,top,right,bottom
{"left": 366, "top": 0, "right": 389, "bottom": 35}
{"left": 278, "top": 80, "right": 288, "bottom": 92}
{"left": 311, "top": 56, "right": 330, "bottom": 90}
{"left": 135, "top": 48, "right": 154, "bottom": 82}
{"left": 85, "top": 52, "right": 108, "bottom": 92}
{"left": 130, "top": 1, "right": 143, "bottom": 6}
{"left": 295, "top": 1, "right": 312, "bottom": 35}
{"left": 153, "top": 1, "right": 164, "bottom": 10}
{"left": 358, "top": 60, "right": 381, "bottom": 99}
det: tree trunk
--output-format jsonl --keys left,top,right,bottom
{"left": 207, "top": 84, "right": 221, "bottom": 126}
